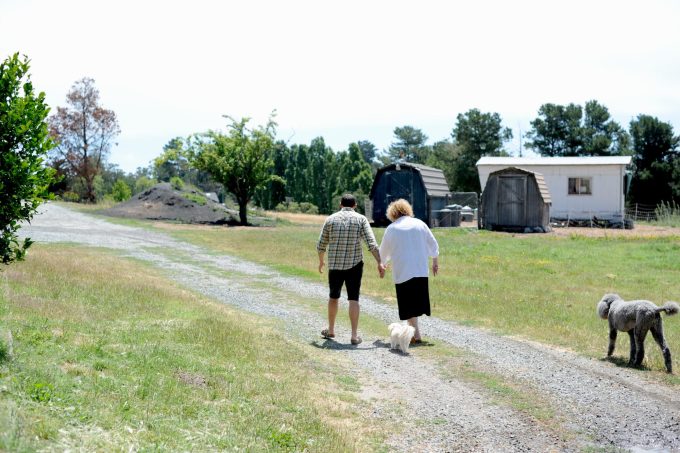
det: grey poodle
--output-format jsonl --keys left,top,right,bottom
{"left": 597, "top": 293, "right": 679, "bottom": 373}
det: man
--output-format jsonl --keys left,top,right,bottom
{"left": 317, "top": 193, "right": 383, "bottom": 345}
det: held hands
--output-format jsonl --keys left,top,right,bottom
{"left": 378, "top": 263, "right": 387, "bottom": 279}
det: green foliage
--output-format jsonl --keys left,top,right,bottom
{"left": 185, "top": 193, "right": 207, "bottom": 206}
{"left": 60, "top": 191, "right": 80, "bottom": 202}
{"left": 628, "top": 114, "right": 680, "bottom": 206}
{"left": 275, "top": 201, "right": 319, "bottom": 214}
{"left": 526, "top": 100, "right": 629, "bottom": 157}
{"left": 111, "top": 179, "right": 131, "bottom": 202}
{"left": 426, "top": 140, "right": 462, "bottom": 190}
{"left": 29, "top": 382, "right": 54, "bottom": 403}
{"left": 450, "top": 109, "right": 513, "bottom": 192}
{"left": 190, "top": 114, "right": 278, "bottom": 225}
{"left": 386, "top": 125, "right": 430, "bottom": 163}
{"left": 134, "top": 175, "right": 157, "bottom": 194}
{"left": 336, "top": 143, "right": 373, "bottom": 197}
{"left": 0, "top": 53, "right": 56, "bottom": 265}
{"left": 357, "top": 140, "right": 378, "bottom": 163}
{"left": 170, "top": 176, "right": 184, "bottom": 190}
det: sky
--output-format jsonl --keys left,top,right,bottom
{"left": 2, "top": 0, "right": 680, "bottom": 173}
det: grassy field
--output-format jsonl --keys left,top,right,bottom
{"left": 151, "top": 220, "right": 680, "bottom": 378}
{"left": 0, "top": 245, "right": 383, "bottom": 451}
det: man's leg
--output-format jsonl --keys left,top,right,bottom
{"left": 346, "top": 262, "right": 364, "bottom": 343}
{"left": 327, "top": 298, "right": 339, "bottom": 336}
{"left": 349, "top": 300, "right": 360, "bottom": 341}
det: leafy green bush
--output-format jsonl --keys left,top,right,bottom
{"left": 170, "top": 176, "right": 184, "bottom": 190}
{"left": 60, "top": 191, "right": 81, "bottom": 202}
{"left": 299, "top": 202, "right": 319, "bottom": 214}
{"left": 111, "top": 179, "right": 132, "bottom": 202}
{"left": 0, "top": 53, "right": 56, "bottom": 265}
{"left": 275, "top": 200, "right": 319, "bottom": 214}
{"left": 134, "top": 176, "right": 157, "bottom": 194}
{"left": 185, "top": 193, "right": 207, "bottom": 206}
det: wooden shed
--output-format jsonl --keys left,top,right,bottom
{"left": 479, "top": 167, "right": 552, "bottom": 232}
{"left": 369, "top": 162, "right": 450, "bottom": 226}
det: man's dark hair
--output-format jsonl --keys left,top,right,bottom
{"left": 340, "top": 194, "right": 356, "bottom": 207}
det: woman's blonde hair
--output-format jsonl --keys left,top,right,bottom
{"left": 386, "top": 199, "right": 414, "bottom": 221}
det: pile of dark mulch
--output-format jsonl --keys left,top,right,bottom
{"left": 99, "top": 183, "right": 241, "bottom": 225}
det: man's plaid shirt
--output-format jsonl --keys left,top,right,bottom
{"left": 317, "top": 207, "right": 378, "bottom": 270}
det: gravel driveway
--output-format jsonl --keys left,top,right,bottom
{"left": 20, "top": 204, "right": 680, "bottom": 452}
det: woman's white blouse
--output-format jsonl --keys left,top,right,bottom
{"left": 379, "top": 216, "right": 439, "bottom": 284}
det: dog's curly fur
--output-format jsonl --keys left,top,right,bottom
{"left": 597, "top": 293, "right": 679, "bottom": 373}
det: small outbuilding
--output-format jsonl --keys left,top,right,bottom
{"left": 369, "top": 162, "right": 450, "bottom": 226}
{"left": 476, "top": 156, "right": 632, "bottom": 224}
{"left": 479, "top": 167, "right": 552, "bottom": 232}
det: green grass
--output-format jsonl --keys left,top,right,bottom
{"left": 149, "top": 222, "right": 680, "bottom": 378}
{"left": 0, "top": 245, "right": 383, "bottom": 451}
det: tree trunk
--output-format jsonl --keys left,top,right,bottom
{"left": 238, "top": 199, "right": 248, "bottom": 225}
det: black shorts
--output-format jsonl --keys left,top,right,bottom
{"left": 328, "top": 261, "right": 364, "bottom": 301}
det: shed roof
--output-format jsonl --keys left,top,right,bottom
{"left": 489, "top": 166, "right": 552, "bottom": 204}
{"left": 370, "top": 162, "right": 450, "bottom": 198}
{"left": 411, "top": 163, "right": 451, "bottom": 197}
{"left": 477, "top": 156, "right": 632, "bottom": 166}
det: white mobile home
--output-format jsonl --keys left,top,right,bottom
{"left": 476, "top": 156, "right": 632, "bottom": 222}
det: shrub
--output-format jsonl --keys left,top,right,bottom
{"left": 185, "top": 193, "right": 207, "bottom": 206}
{"left": 298, "top": 202, "right": 319, "bottom": 215}
{"left": 111, "top": 179, "right": 132, "bottom": 202}
{"left": 0, "top": 53, "right": 56, "bottom": 265}
{"left": 61, "top": 191, "right": 81, "bottom": 202}
{"left": 275, "top": 200, "right": 319, "bottom": 214}
{"left": 170, "top": 176, "right": 184, "bottom": 190}
{"left": 134, "top": 176, "right": 157, "bottom": 194}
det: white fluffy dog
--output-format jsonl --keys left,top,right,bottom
{"left": 388, "top": 322, "right": 416, "bottom": 353}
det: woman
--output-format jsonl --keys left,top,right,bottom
{"left": 379, "top": 199, "right": 439, "bottom": 343}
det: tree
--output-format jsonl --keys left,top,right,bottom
{"left": 357, "top": 140, "right": 378, "bottom": 163}
{"left": 253, "top": 140, "right": 289, "bottom": 210}
{"left": 425, "top": 139, "right": 461, "bottom": 191}
{"left": 49, "top": 77, "right": 120, "bottom": 202}
{"left": 525, "top": 103, "right": 581, "bottom": 156}
{"left": 451, "top": 109, "right": 513, "bottom": 192}
{"left": 153, "top": 137, "right": 190, "bottom": 182}
{"left": 386, "top": 126, "right": 430, "bottom": 163}
{"left": 336, "top": 143, "right": 373, "bottom": 212}
{"left": 526, "top": 101, "right": 629, "bottom": 157}
{"left": 628, "top": 115, "right": 679, "bottom": 207}
{"left": 190, "top": 114, "right": 279, "bottom": 225}
{"left": 582, "top": 100, "right": 630, "bottom": 156}
{"left": 0, "top": 53, "right": 56, "bottom": 265}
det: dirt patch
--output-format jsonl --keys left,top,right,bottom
{"left": 455, "top": 220, "right": 680, "bottom": 238}
{"left": 265, "top": 211, "right": 327, "bottom": 225}
{"left": 99, "top": 183, "right": 241, "bottom": 225}
{"left": 549, "top": 223, "right": 680, "bottom": 238}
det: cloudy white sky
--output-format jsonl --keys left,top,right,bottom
{"left": 2, "top": 0, "right": 679, "bottom": 172}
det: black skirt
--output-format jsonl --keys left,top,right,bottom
{"left": 395, "top": 277, "right": 431, "bottom": 320}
